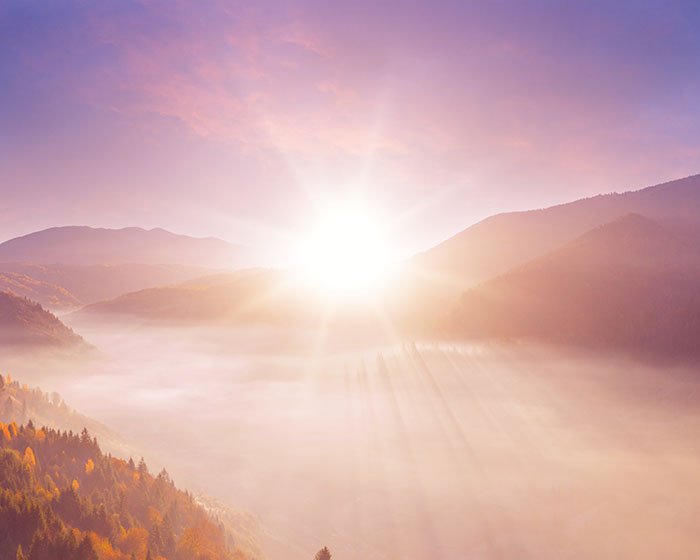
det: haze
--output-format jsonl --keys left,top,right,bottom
{"left": 9, "top": 322, "right": 700, "bottom": 560}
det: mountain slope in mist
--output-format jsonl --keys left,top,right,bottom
{"left": 0, "top": 226, "right": 243, "bottom": 268}
{"left": 0, "top": 291, "right": 86, "bottom": 347}
{"left": 77, "top": 269, "right": 314, "bottom": 324}
{"left": 0, "top": 262, "right": 218, "bottom": 306}
{"left": 0, "top": 271, "right": 81, "bottom": 310}
{"left": 446, "top": 213, "right": 700, "bottom": 358}
{"left": 0, "top": 421, "right": 258, "bottom": 560}
{"left": 0, "top": 373, "right": 265, "bottom": 560}
{"left": 413, "top": 173, "right": 700, "bottom": 288}
{"left": 0, "top": 373, "right": 127, "bottom": 455}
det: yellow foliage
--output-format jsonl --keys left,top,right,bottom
{"left": 35, "top": 487, "right": 53, "bottom": 500}
{"left": 23, "top": 447, "right": 36, "bottom": 469}
{"left": 35, "top": 428, "right": 46, "bottom": 442}
{"left": 8, "top": 422, "right": 18, "bottom": 437}
{"left": 71, "top": 479, "right": 80, "bottom": 492}
{"left": 1, "top": 424, "right": 12, "bottom": 441}
{"left": 85, "top": 458, "right": 95, "bottom": 474}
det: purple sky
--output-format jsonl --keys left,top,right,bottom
{"left": 1, "top": 0, "right": 699, "bottom": 257}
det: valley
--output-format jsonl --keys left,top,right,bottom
{"left": 10, "top": 318, "right": 700, "bottom": 560}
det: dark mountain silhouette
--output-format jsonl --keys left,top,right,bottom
{"left": 0, "top": 262, "right": 217, "bottom": 306}
{"left": 0, "top": 291, "right": 85, "bottom": 347}
{"left": 445, "top": 213, "right": 700, "bottom": 358}
{"left": 0, "top": 271, "right": 81, "bottom": 310}
{"left": 412, "top": 173, "right": 700, "bottom": 288}
{"left": 0, "top": 226, "right": 243, "bottom": 268}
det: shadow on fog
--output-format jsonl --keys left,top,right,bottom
{"left": 9, "top": 318, "right": 700, "bottom": 560}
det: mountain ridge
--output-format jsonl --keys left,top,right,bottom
{"left": 0, "top": 225, "right": 244, "bottom": 268}
{"left": 412, "top": 173, "right": 700, "bottom": 288}
{"left": 445, "top": 212, "right": 700, "bottom": 359}
{"left": 0, "top": 291, "right": 86, "bottom": 348}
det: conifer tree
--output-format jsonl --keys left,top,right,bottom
{"left": 314, "top": 546, "right": 332, "bottom": 560}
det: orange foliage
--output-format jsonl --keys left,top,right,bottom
{"left": 88, "top": 532, "right": 126, "bottom": 560}
{"left": 177, "top": 522, "right": 229, "bottom": 560}
{"left": 118, "top": 526, "right": 149, "bottom": 558}
{"left": 85, "top": 458, "right": 95, "bottom": 474}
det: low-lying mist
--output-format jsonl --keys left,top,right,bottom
{"left": 8, "top": 317, "right": 700, "bottom": 560}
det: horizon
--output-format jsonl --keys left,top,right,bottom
{"left": 3, "top": 170, "right": 699, "bottom": 261}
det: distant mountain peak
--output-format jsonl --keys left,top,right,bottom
{"left": 0, "top": 225, "right": 244, "bottom": 267}
{"left": 412, "top": 173, "right": 700, "bottom": 289}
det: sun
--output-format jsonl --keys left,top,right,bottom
{"left": 294, "top": 199, "right": 396, "bottom": 298}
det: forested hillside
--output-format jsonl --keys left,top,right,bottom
{"left": 0, "top": 422, "right": 257, "bottom": 560}
{"left": 0, "top": 374, "right": 127, "bottom": 456}
{"left": 0, "top": 291, "right": 85, "bottom": 347}
{"left": 0, "top": 272, "right": 81, "bottom": 311}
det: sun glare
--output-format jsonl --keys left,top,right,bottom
{"left": 295, "top": 200, "right": 396, "bottom": 298}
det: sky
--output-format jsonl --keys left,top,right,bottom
{"left": 1, "top": 0, "right": 699, "bottom": 258}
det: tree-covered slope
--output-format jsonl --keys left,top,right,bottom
{"left": 0, "top": 291, "right": 85, "bottom": 347}
{"left": 0, "top": 374, "right": 127, "bottom": 457}
{"left": 0, "top": 422, "right": 255, "bottom": 560}
{"left": 0, "top": 272, "right": 81, "bottom": 311}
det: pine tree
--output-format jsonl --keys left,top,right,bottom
{"left": 314, "top": 546, "right": 332, "bottom": 560}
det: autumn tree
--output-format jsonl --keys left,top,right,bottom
{"left": 22, "top": 446, "right": 36, "bottom": 470}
